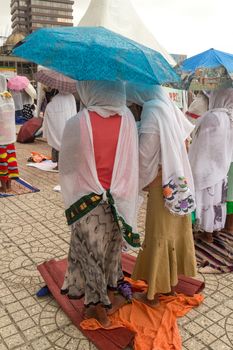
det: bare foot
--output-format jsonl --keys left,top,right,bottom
{"left": 221, "top": 228, "right": 233, "bottom": 234}
{"left": 83, "top": 305, "right": 97, "bottom": 319}
{"left": 107, "top": 293, "right": 126, "bottom": 315}
{"left": 6, "top": 180, "right": 11, "bottom": 190}
{"left": 96, "top": 304, "right": 112, "bottom": 328}
{"left": 196, "top": 231, "right": 213, "bottom": 243}
{"left": 161, "top": 286, "right": 177, "bottom": 296}
{"left": 133, "top": 292, "right": 159, "bottom": 308}
{"left": 84, "top": 305, "right": 111, "bottom": 328}
{"left": 0, "top": 182, "right": 7, "bottom": 193}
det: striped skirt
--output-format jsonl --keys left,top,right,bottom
{"left": 0, "top": 144, "right": 19, "bottom": 182}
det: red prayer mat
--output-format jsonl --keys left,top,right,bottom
{"left": 121, "top": 253, "right": 205, "bottom": 296}
{"left": 37, "top": 254, "right": 205, "bottom": 350}
{"left": 37, "top": 258, "right": 134, "bottom": 350}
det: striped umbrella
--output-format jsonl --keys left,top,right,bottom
{"left": 34, "top": 69, "right": 77, "bottom": 93}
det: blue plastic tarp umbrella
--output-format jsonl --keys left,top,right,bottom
{"left": 181, "top": 48, "right": 233, "bottom": 74}
{"left": 13, "top": 26, "right": 180, "bottom": 86}
{"left": 179, "top": 48, "right": 233, "bottom": 90}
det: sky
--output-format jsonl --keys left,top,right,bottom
{"left": 0, "top": 0, "right": 233, "bottom": 57}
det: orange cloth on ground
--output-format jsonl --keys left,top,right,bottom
{"left": 90, "top": 111, "right": 121, "bottom": 190}
{"left": 81, "top": 278, "right": 204, "bottom": 350}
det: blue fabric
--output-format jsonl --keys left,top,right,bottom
{"left": 13, "top": 26, "right": 180, "bottom": 85}
{"left": 181, "top": 48, "right": 233, "bottom": 76}
{"left": 36, "top": 286, "right": 51, "bottom": 297}
{"left": 15, "top": 110, "right": 26, "bottom": 125}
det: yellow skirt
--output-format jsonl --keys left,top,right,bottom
{"left": 132, "top": 178, "right": 197, "bottom": 299}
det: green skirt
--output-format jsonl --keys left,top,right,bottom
{"left": 227, "top": 202, "right": 233, "bottom": 215}
{"left": 191, "top": 211, "right": 196, "bottom": 224}
{"left": 227, "top": 163, "right": 233, "bottom": 214}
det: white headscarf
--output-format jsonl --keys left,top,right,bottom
{"left": 43, "top": 92, "right": 77, "bottom": 151}
{"left": 59, "top": 81, "right": 139, "bottom": 246}
{"left": 0, "top": 75, "right": 16, "bottom": 145}
{"left": 186, "top": 92, "right": 209, "bottom": 120}
{"left": 76, "top": 80, "right": 127, "bottom": 117}
{"left": 127, "top": 83, "right": 195, "bottom": 215}
{"left": 0, "top": 75, "right": 7, "bottom": 92}
{"left": 11, "top": 91, "right": 23, "bottom": 111}
{"left": 21, "top": 90, "right": 33, "bottom": 105}
{"left": 189, "top": 88, "right": 233, "bottom": 190}
{"left": 209, "top": 88, "right": 233, "bottom": 118}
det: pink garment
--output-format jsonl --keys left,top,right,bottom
{"left": 90, "top": 111, "right": 121, "bottom": 189}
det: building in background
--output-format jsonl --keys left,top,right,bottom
{"left": 0, "top": 0, "right": 74, "bottom": 79}
{"left": 11, "top": 0, "right": 74, "bottom": 34}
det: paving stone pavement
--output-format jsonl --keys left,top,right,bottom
{"left": 0, "top": 139, "right": 233, "bottom": 350}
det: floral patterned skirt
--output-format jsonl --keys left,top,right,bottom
{"left": 62, "top": 202, "right": 124, "bottom": 308}
{"left": 195, "top": 178, "right": 227, "bottom": 233}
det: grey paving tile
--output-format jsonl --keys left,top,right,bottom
{"left": 209, "top": 339, "right": 233, "bottom": 350}
{"left": 1, "top": 141, "right": 233, "bottom": 350}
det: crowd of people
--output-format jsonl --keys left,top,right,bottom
{"left": 56, "top": 81, "right": 233, "bottom": 326}
{"left": 1, "top": 71, "right": 233, "bottom": 328}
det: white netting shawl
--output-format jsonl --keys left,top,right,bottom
{"left": 127, "top": 83, "right": 195, "bottom": 215}
{"left": 0, "top": 75, "right": 16, "bottom": 145}
{"left": 59, "top": 81, "right": 139, "bottom": 246}
{"left": 189, "top": 88, "right": 233, "bottom": 190}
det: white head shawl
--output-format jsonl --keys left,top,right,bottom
{"left": 76, "top": 80, "right": 127, "bottom": 117}
{"left": 60, "top": 80, "right": 139, "bottom": 247}
{"left": 209, "top": 88, "right": 233, "bottom": 119}
{"left": 0, "top": 75, "right": 7, "bottom": 92}
{"left": 43, "top": 92, "right": 77, "bottom": 151}
{"left": 127, "top": 83, "right": 195, "bottom": 215}
{"left": 21, "top": 90, "right": 33, "bottom": 105}
{"left": 189, "top": 88, "right": 233, "bottom": 190}
{"left": 187, "top": 92, "right": 209, "bottom": 120}
{"left": 0, "top": 75, "right": 16, "bottom": 145}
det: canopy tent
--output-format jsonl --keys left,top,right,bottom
{"left": 78, "top": 0, "right": 176, "bottom": 67}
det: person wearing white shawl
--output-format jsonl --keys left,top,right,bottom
{"left": 59, "top": 81, "right": 139, "bottom": 327}
{"left": 186, "top": 91, "right": 209, "bottom": 125}
{"left": 189, "top": 88, "right": 233, "bottom": 243}
{"left": 43, "top": 91, "right": 77, "bottom": 167}
{"left": 126, "top": 83, "right": 196, "bottom": 305}
{"left": 0, "top": 75, "right": 19, "bottom": 192}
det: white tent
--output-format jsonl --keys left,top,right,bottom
{"left": 78, "top": 0, "right": 176, "bottom": 66}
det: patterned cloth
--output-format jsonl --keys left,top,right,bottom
{"left": 62, "top": 203, "right": 124, "bottom": 308}
{"left": 0, "top": 144, "right": 19, "bottom": 182}
{"left": 194, "top": 178, "right": 227, "bottom": 233}
{"left": 22, "top": 104, "right": 34, "bottom": 121}
{"left": 65, "top": 191, "right": 140, "bottom": 247}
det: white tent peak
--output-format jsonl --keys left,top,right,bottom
{"left": 78, "top": 0, "right": 176, "bottom": 67}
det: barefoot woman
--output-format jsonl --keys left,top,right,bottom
{"left": 59, "top": 81, "right": 139, "bottom": 326}
{"left": 189, "top": 89, "right": 233, "bottom": 243}
{"left": 127, "top": 84, "right": 197, "bottom": 306}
